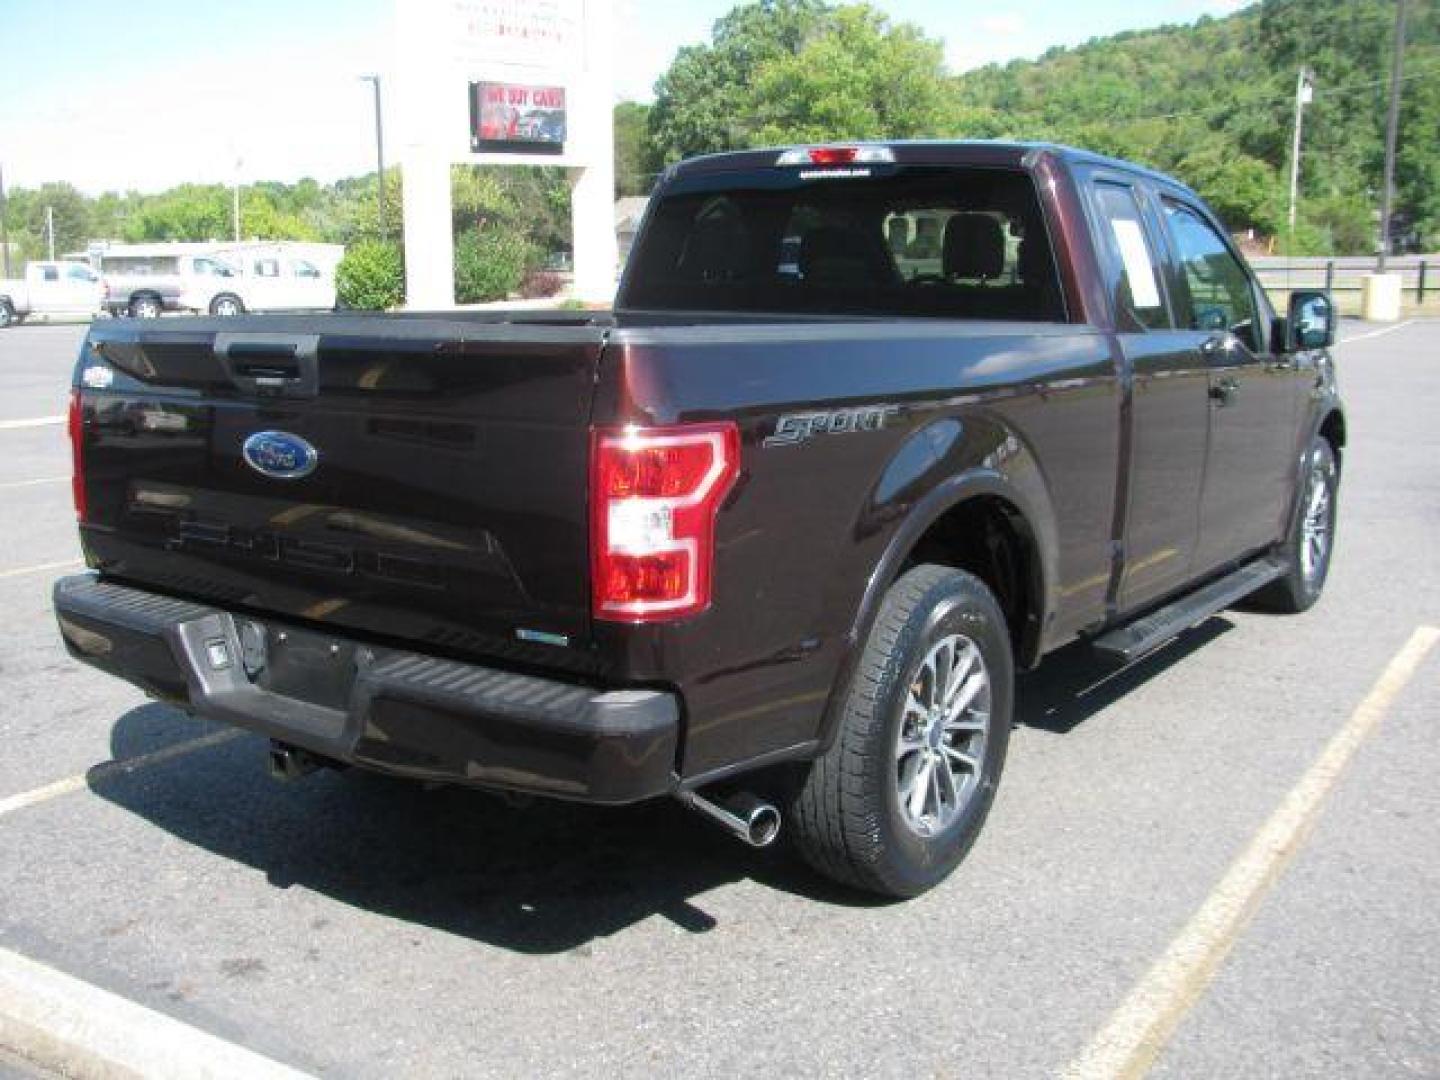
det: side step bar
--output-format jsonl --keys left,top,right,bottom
{"left": 1092, "top": 556, "right": 1288, "bottom": 664}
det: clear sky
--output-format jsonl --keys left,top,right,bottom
{"left": 0, "top": 0, "right": 1245, "bottom": 194}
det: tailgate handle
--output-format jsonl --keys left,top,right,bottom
{"left": 214, "top": 333, "right": 321, "bottom": 398}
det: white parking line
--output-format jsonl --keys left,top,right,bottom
{"left": 0, "top": 476, "right": 67, "bottom": 490}
{"left": 1063, "top": 624, "right": 1440, "bottom": 1080}
{"left": 0, "top": 416, "right": 64, "bottom": 431}
{"left": 0, "top": 944, "right": 313, "bottom": 1079}
{"left": 1339, "top": 319, "right": 1414, "bottom": 345}
{"left": 0, "top": 559, "right": 84, "bottom": 580}
{"left": 0, "top": 729, "right": 243, "bottom": 819}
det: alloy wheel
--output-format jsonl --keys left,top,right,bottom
{"left": 895, "top": 633, "right": 991, "bottom": 837}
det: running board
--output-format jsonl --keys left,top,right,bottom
{"left": 1092, "top": 557, "right": 1287, "bottom": 664}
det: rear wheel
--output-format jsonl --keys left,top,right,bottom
{"left": 128, "top": 294, "right": 162, "bottom": 319}
{"left": 1251, "top": 435, "right": 1338, "bottom": 613}
{"left": 0, "top": 300, "right": 13, "bottom": 329}
{"left": 789, "top": 564, "right": 1013, "bottom": 898}
{"left": 210, "top": 294, "right": 244, "bottom": 317}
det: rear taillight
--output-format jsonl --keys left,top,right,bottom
{"left": 67, "top": 388, "right": 87, "bottom": 521}
{"left": 590, "top": 422, "right": 740, "bottom": 622}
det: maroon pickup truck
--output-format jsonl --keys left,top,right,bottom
{"left": 54, "top": 142, "right": 1344, "bottom": 897}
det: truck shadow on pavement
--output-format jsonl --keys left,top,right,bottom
{"left": 1015, "top": 619, "right": 1233, "bottom": 735}
{"left": 87, "top": 618, "right": 1233, "bottom": 953}
{"left": 88, "top": 705, "right": 834, "bottom": 953}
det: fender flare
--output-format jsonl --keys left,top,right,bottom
{"left": 814, "top": 467, "right": 1058, "bottom": 752}
{"left": 1281, "top": 401, "right": 1346, "bottom": 539}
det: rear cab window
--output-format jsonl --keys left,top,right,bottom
{"left": 621, "top": 163, "right": 1065, "bottom": 321}
{"left": 1091, "top": 181, "right": 1170, "bottom": 332}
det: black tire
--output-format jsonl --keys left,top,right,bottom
{"left": 128, "top": 294, "right": 163, "bottom": 319}
{"left": 1250, "top": 436, "right": 1339, "bottom": 613}
{"left": 790, "top": 564, "right": 1013, "bottom": 898}
{"left": 210, "top": 294, "right": 244, "bottom": 317}
{"left": 0, "top": 299, "right": 13, "bottom": 329}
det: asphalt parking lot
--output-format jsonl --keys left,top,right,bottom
{"left": 0, "top": 319, "right": 1436, "bottom": 1078}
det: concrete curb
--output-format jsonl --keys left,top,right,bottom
{"left": 0, "top": 946, "right": 314, "bottom": 1080}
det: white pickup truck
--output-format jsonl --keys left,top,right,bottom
{"left": 0, "top": 261, "right": 106, "bottom": 327}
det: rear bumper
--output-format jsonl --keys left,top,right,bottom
{"left": 53, "top": 574, "right": 679, "bottom": 804}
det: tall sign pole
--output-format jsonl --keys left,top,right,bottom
{"left": 361, "top": 75, "right": 387, "bottom": 236}
{"left": 1378, "top": 0, "right": 1407, "bottom": 272}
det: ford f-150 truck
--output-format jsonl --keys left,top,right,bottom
{"left": 54, "top": 142, "right": 1343, "bottom": 897}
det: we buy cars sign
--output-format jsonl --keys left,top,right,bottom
{"left": 470, "top": 82, "right": 568, "bottom": 152}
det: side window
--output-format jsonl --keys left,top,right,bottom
{"left": 193, "top": 258, "right": 234, "bottom": 277}
{"left": 1163, "top": 200, "right": 1260, "bottom": 350}
{"left": 291, "top": 260, "right": 320, "bottom": 279}
{"left": 68, "top": 264, "right": 97, "bottom": 282}
{"left": 42, "top": 266, "right": 59, "bottom": 282}
{"left": 253, "top": 259, "right": 281, "bottom": 278}
{"left": 1093, "top": 183, "right": 1168, "bottom": 331}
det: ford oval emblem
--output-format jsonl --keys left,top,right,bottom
{"left": 242, "top": 431, "right": 318, "bottom": 480}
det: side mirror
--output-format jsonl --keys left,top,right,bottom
{"left": 1285, "top": 289, "right": 1336, "bottom": 351}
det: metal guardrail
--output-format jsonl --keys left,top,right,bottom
{"left": 1250, "top": 256, "right": 1434, "bottom": 303}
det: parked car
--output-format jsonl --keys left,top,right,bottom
{"left": 0, "top": 261, "right": 104, "bottom": 327}
{"left": 54, "top": 141, "right": 1344, "bottom": 897}
{"left": 176, "top": 251, "right": 336, "bottom": 316}
{"left": 98, "top": 249, "right": 241, "bottom": 318}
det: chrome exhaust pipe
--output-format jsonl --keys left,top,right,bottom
{"left": 678, "top": 789, "right": 781, "bottom": 848}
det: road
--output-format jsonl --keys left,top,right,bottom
{"left": 0, "top": 320, "right": 1436, "bottom": 1078}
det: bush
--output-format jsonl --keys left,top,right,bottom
{"left": 455, "top": 229, "right": 535, "bottom": 304}
{"left": 335, "top": 240, "right": 404, "bottom": 310}
{"left": 520, "top": 269, "right": 565, "bottom": 299}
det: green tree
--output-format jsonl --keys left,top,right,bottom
{"left": 5, "top": 182, "right": 92, "bottom": 258}
{"left": 123, "top": 184, "right": 231, "bottom": 241}
{"left": 614, "top": 101, "right": 659, "bottom": 195}
{"left": 748, "top": 6, "right": 957, "bottom": 145}
{"left": 649, "top": 0, "right": 824, "bottom": 159}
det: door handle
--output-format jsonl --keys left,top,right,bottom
{"left": 1209, "top": 376, "right": 1239, "bottom": 406}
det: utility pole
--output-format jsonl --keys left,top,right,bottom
{"left": 1286, "top": 67, "right": 1313, "bottom": 243}
{"left": 360, "top": 75, "right": 387, "bottom": 236}
{"left": 1378, "top": 0, "right": 1407, "bottom": 271}
{"left": 0, "top": 162, "right": 10, "bottom": 278}
{"left": 231, "top": 149, "right": 243, "bottom": 242}
{"left": 46, "top": 206, "right": 55, "bottom": 261}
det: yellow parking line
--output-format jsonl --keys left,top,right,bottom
{"left": 0, "top": 476, "right": 68, "bottom": 490}
{"left": 0, "top": 416, "right": 65, "bottom": 431}
{"left": 1063, "top": 625, "right": 1440, "bottom": 1080}
{"left": 1338, "top": 319, "right": 1414, "bottom": 345}
{"left": 0, "top": 559, "right": 84, "bottom": 580}
{"left": 0, "top": 730, "right": 243, "bottom": 819}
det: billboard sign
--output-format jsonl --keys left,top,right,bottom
{"left": 470, "top": 82, "right": 567, "bottom": 153}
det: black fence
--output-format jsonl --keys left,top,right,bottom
{"left": 1250, "top": 256, "right": 1433, "bottom": 304}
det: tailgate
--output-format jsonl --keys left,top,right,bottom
{"left": 76, "top": 315, "right": 606, "bottom": 668}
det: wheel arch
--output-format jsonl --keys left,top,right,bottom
{"left": 1318, "top": 406, "right": 1346, "bottom": 457}
{"left": 815, "top": 469, "right": 1057, "bottom": 752}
